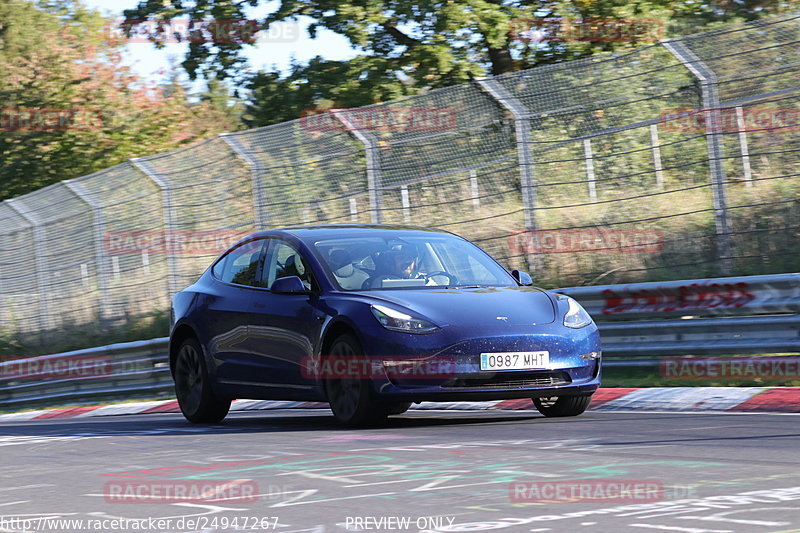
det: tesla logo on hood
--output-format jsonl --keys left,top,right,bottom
{"left": 496, "top": 316, "right": 509, "bottom": 321}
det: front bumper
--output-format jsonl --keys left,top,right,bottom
{"left": 356, "top": 322, "right": 602, "bottom": 402}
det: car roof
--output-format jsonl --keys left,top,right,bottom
{"left": 252, "top": 224, "right": 456, "bottom": 242}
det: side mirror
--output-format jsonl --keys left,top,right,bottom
{"left": 270, "top": 276, "right": 309, "bottom": 294}
{"left": 511, "top": 269, "right": 533, "bottom": 286}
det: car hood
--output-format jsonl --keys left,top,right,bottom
{"left": 363, "top": 286, "right": 557, "bottom": 326}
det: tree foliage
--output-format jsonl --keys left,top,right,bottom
{"left": 122, "top": 0, "right": 800, "bottom": 126}
{"left": 0, "top": 0, "right": 240, "bottom": 200}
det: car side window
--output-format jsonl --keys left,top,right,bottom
{"left": 215, "top": 239, "right": 264, "bottom": 287}
{"left": 262, "top": 240, "right": 315, "bottom": 290}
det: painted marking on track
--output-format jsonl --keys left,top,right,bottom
{"left": 629, "top": 525, "right": 732, "bottom": 532}
{"left": 0, "top": 435, "right": 105, "bottom": 447}
{"left": 343, "top": 473, "right": 470, "bottom": 488}
{"left": 347, "top": 438, "right": 599, "bottom": 453}
{"left": 0, "top": 485, "right": 53, "bottom": 492}
{"left": 270, "top": 489, "right": 397, "bottom": 507}
{"left": 621, "top": 509, "right": 728, "bottom": 520}
{"left": 676, "top": 507, "right": 795, "bottom": 526}
{"left": 311, "top": 434, "right": 418, "bottom": 442}
{"left": 0, "top": 501, "right": 28, "bottom": 508}
{"left": 661, "top": 425, "right": 749, "bottom": 432}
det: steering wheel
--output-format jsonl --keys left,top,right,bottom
{"left": 424, "top": 271, "right": 458, "bottom": 286}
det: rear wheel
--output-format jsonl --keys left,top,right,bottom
{"left": 532, "top": 395, "right": 592, "bottom": 417}
{"left": 174, "top": 337, "right": 230, "bottom": 423}
{"left": 324, "top": 334, "right": 387, "bottom": 427}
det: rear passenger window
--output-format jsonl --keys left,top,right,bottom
{"left": 214, "top": 240, "right": 264, "bottom": 286}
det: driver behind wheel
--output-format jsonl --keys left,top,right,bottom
{"left": 389, "top": 244, "right": 419, "bottom": 279}
{"left": 364, "top": 243, "right": 426, "bottom": 288}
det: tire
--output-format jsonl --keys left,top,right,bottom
{"left": 324, "top": 334, "right": 387, "bottom": 427}
{"left": 174, "top": 336, "right": 231, "bottom": 423}
{"left": 532, "top": 395, "right": 592, "bottom": 417}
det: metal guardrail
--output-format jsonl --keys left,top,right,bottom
{"left": 0, "top": 273, "right": 798, "bottom": 409}
{"left": 556, "top": 273, "right": 800, "bottom": 369}
{"left": 556, "top": 273, "right": 800, "bottom": 319}
{"left": 598, "top": 315, "right": 800, "bottom": 357}
{"left": 0, "top": 338, "right": 170, "bottom": 409}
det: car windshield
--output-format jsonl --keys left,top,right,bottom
{"left": 314, "top": 233, "right": 518, "bottom": 290}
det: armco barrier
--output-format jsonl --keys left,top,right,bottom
{"left": 556, "top": 273, "right": 800, "bottom": 319}
{"left": 555, "top": 273, "right": 800, "bottom": 361}
{"left": 0, "top": 273, "right": 798, "bottom": 410}
{"left": 0, "top": 338, "right": 171, "bottom": 409}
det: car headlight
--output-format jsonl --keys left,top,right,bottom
{"left": 563, "top": 297, "right": 593, "bottom": 329}
{"left": 370, "top": 305, "right": 439, "bottom": 334}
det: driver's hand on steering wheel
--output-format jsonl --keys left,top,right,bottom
{"left": 418, "top": 272, "right": 442, "bottom": 286}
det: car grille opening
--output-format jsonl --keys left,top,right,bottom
{"left": 441, "top": 370, "right": 571, "bottom": 389}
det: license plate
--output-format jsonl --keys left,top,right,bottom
{"left": 480, "top": 351, "right": 550, "bottom": 371}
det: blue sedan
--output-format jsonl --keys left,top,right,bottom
{"left": 169, "top": 225, "right": 601, "bottom": 425}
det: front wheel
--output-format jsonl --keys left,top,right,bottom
{"left": 174, "top": 337, "right": 230, "bottom": 423}
{"left": 532, "top": 395, "right": 592, "bottom": 417}
{"left": 324, "top": 334, "right": 387, "bottom": 427}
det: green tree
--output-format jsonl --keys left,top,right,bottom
{"left": 241, "top": 55, "right": 414, "bottom": 128}
{"left": 122, "top": 0, "right": 799, "bottom": 126}
{"left": 201, "top": 76, "right": 246, "bottom": 126}
{"left": 0, "top": 0, "right": 240, "bottom": 200}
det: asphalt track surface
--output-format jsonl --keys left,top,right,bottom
{"left": 1, "top": 409, "right": 799, "bottom": 533}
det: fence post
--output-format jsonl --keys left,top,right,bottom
{"left": 583, "top": 139, "right": 597, "bottom": 202}
{"left": 662, "top": 38, "right": 732, "bottom": 275}
{"left": 349, "top": 198, "right": 359, "bottom": 222}
{"left": 220, "top": 133, "right": 269, "bottom": 229}
{"left": 0, "top": 222, "right": 8, "bottom": 330}
{"left": 469, "top": 169, "right": 480, "bottom": 211}
{"left": 131, "top": 158, "right": 181, "bottom": 301}
{"left": 735, "top": 106, "right": 754, "bottom": 187}
{"left": 650, "top": 124, "right": 665, "bottom": 189}
{"left": 5, "top": 199, "right": 51, "bottom": 332}
{"left": 401, "top": 186, "right": 411, "bottom": 224}
{"left": 0, "top": 262, "right": 4, "bottom": 329}
{"left": 476, "top": 79, "right": 537, "bottom": 232}
{"left": 332, "top": 110, "right": 382, "bottom": 224}
{"left": 63, "top": 181, "right": 113, "bottom": 328}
